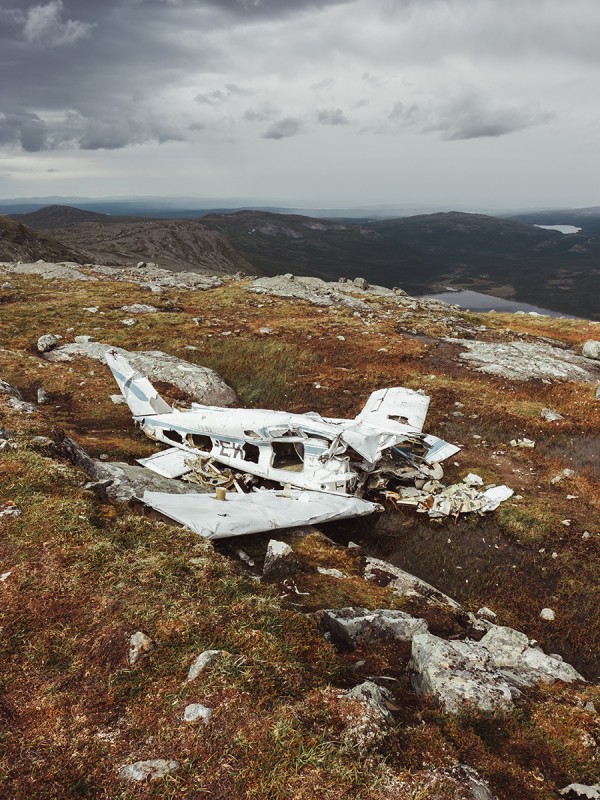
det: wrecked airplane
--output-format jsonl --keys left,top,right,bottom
{"left": 105, "top": 350, "right": 511, "bottom": 537}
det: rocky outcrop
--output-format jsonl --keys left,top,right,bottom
{"left": 320, "top": 607, "right": 428, "bottom": 648}
{"left": 43, "top": 342, "right": 238, "bottom": 406}
{"left": 453, "top": 339, "right": 600, "bottom": 382}
{"left": 409, "top": 627, "right": 584, "bottom": 713}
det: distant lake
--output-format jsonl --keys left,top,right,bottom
{"left": 418, "top": 289, "right": 578, "bottom": 318}
{"left": 535, "top": 224, "right": 582, "bottom": 234}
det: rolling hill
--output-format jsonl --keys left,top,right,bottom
{"left": 0, "top": 215, "right": 87, "bottom": 264}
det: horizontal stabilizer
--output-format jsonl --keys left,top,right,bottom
{"left": 142, "top": 488, "right": 379, "bottom": 539}
{"left": 356, "top": 387, "right": 430, "bottom": 432}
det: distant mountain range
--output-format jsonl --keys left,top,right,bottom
{"left": 2, "top": 204, "right": 600, "bottom": 319}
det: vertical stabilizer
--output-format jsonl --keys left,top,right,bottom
{"left": 105, "top": 350, "right": 172, "bottom": 417}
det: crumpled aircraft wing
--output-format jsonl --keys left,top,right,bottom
{"left": 356, "top": 387, "right": 430, "bottom": 432}
{"left": 142, "top": 488, "right": 379, "bottom": 539}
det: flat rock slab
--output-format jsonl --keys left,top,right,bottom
{"left": 118, "top": 759, "right": 179, "bottom": 782}
{"left": 1, "top": 261, "right": 96, "bottom": 281}
{"left": 364, "top": 557, "right": 463, "bottom": 612}
{"left": 451, "top": 339, "right": 600, "bottom": 382}
{"left": 321, "top": 607, "right": 428, "bottom": 648}
{"left": 249, "top": 275, "right": 372, "bottom": 311}
{"left": 91, "top": 461, "right": 207, "bottom": 503}
{"left": 44, "top": 342, "right": 238, "bottom": 406}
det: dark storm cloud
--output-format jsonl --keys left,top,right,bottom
{"left": 262, "top": 117, "right": 304, "bottom": 139}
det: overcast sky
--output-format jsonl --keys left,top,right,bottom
{"left": 1, "top": 0, "right": 599, "bottom": 209}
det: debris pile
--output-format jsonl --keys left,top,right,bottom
{"left": 385, "top": 475, "right": 514, "bottom": 518}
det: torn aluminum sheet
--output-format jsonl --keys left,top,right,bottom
{"left": 142, "top": 488, "right": 381, "bottom": 539}
{"left": 392, "top": 481, "right": 514, "bottom": 518}
{"left": 137, "top": 447, "right": 192, "bottom": 478}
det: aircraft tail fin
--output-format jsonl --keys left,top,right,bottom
{"left": 105, "top": 349, "right": 172, "bottom": 417}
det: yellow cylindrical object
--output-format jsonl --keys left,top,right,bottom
{"left": 215, "top": 487, "right": 227, "bottom": 501}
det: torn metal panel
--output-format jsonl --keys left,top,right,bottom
{"left": 141, "top": 489, "right": 380, "bottom": 539}
{"left": 137, "top": 447, "right": 192, "bottom": 478}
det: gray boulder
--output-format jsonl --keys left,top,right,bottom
{"left": 479, "top": 625, "right": 529, "bottom": 667}
{"left": 262, "top": 540, "right": 302, "bottom": 579}
{"left": 90, "top": 461, "right": 206, "bottom": 503}
{"left": 37, "top": 334, "right": 58, "bottom": 353}
{"left": 43, "top": 342, "right": 237, "bottom": 406}
{"left": 582, "top": 340, "right": 600, "bottom": 360}
{"left": 409, "top": 633, "right": 516, "bottom": 713}
{"left": 346, "top": 680, "right": 393, "bottom": 723}
{"left": 320, "top": 607, "right": 428, "bottom": 648}
{"left": 118, "top": 759, "right": 179, "bottom": 782}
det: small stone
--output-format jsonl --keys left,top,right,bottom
{"left": 464, "top": 473, "right": 484, "bottom": 487}
{"left": 510, "top": 438, "right": 535, "bottom": 448}
{"left": 120, "top": 318, "right": 137, "bottom": 326}
{"left": 540, "top": 608, "right": 555, "bottom": 622}
{"left": 128, "top": 631, "right": 154, "bottom": 665}
{"left": 187, "top": 649, "right": 227, "bottom": 682}
{"left": 137, "top": 261, "right": 147, "bottom": 268}
{"left": 562, "top": 519, "right": 572, "bottom": 527}
{"left": 346, "top": 680, "right": 393, "bottom": 722}
{"left": 121, "top": 304, "right": 158, "bottom": 314}
{"left": 183, "top": 703, "right": 213, "bottom": 724}
{"left": 584, "top": 702, "right": 596, "bottom": 713}
{"left": 74, "top": 335, "right": 95, "bottom": 344}
{"left": 259, "top": 327, "right": 272, "bottom": 334}
{"left": 476, "top": 606, "right": 497, "bottom": 622}
{"left": 582, "top": 531, "right": 590, "bottom": 539}
{"left": 37, "top": 334, "right": 58, "bottom": 353}
{"left": 317, "top": 567, "right": 347, "bottom": 579}
{"left": 83, "top": 307, "right": 98, "bottom": 313}
{"left": 541, "top": 407, "right": 564, "bottom": 422}
{"left": 262, "top": 540, "right": 302, "bottom": 579}
{"left": 36, "top": 387, "right": 48, "bottom": 404}
{"left": 118, "top": 759, "right": 179, "bottom": 782}
{"left": 110, "top": 394, "right": 126, "bottom": 404}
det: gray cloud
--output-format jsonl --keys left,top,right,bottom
{"left": 0, "top": 112, "right": 47, "bottom": 152}
{"left": 316, "top": 108, "right": 349, "bottom": 125}
{"left": 195, "top": 83, "right": 249, "bottom": 105}
{"left": 262, "top": 117, "right": 304, "bottom": 139}
{"left": 429, "top": 91, "right": 554, "bottom": 141}
{"left": 22, "top": 1, "right": 94, "bottom": 46}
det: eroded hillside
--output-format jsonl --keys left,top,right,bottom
{"left": 0, "top": 261, "right": 599, "bottom": 799}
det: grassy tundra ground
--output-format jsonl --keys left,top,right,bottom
{"left": 0, "top": 270, "right": 598, "bottom": 798}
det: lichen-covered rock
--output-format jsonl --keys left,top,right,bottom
{"left": 479, "top": 625, "right": 529, "bottom": 667}
{"left": 128, "top": 631, "right": 154, "bottom": 666}
{"left": 320, "top": 607, "right": 428, "bottom": 648}
{"left": 43, "top": 342, "right": 237, "bottom": 406}
{"left": 90, "top": 461, "right": 205, "bottom": 503}
{"left": 36, "top": 334, "right": 58, "bottom": 353}
{"left": 118, "top": 759, "right": 179, "bottom": 782}
{"left": 346, "top": 680, "right": 393, "bottom": 723}
{"left": 559, "top": 785, "right": 600, "bottom": 799}
{"left": 453, "top": 339, "right": 600, "bottom": 382}
{"left": 409, "top": 633, "right": 516, "bottom": 713}
{"left": 187, "top": 649, "right": 228, "bottom": 681}
{"left": 582, "top": 340, "right": 600, "bottom": 361}
{"left": 183, "top": 703, "right": 213, "bottom": 724}
{"left": 262, "top": 539, "right": 302, "bottom": 579}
